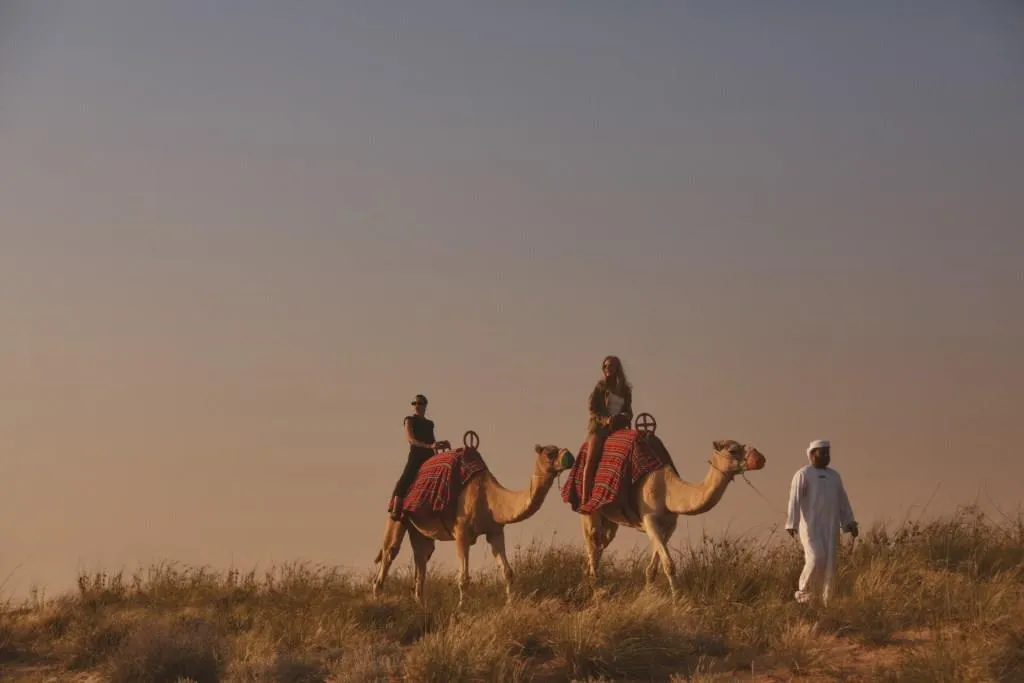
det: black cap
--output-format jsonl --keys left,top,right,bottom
{"left": 411, "top": 394, "right": 428, "bottom": 405}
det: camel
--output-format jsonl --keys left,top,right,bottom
{"left": 372, "top": 439, "right": 575, "bottom": 607}
{"left": 569, "top": 414, "right": 767, "bottom": 596}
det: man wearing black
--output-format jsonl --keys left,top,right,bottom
{"left": 388, "top": 394, "right": 443, "bottom": 520}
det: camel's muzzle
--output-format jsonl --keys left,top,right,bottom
{"left": 558, "top": 450, "right": 575, "bottom": 471}
{"left": 744, "top": 451, "right": 766, "bottom": 471}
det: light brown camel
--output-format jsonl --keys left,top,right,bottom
{"left": 574, "top": 422, "right": 766, "bottom": 596}
{"left": 372, "top": 442, "right": 575, "bottom": 607}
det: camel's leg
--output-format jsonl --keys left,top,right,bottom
{"left": 645, "top": 550, "right": 661, "bottom": 587}
{"left": 372, "top": 517, "right": 407, "bottom": 598}
{"left": 644, "top": 516, "right": 679, "bottom": 587}
{"left": 642, "top": 514, "right": 678, "bottom": 596}
{"left": 408, "top": 528, "right": 435, "bottom": 607}
{"left": 662, "top": 515, "right": 678, "bottom": 543}
{"left": 454, "top": 528, "right": 472, "bottom": 609}
{"left": 581, "top": 514, "right": 601, "bottom": 582}
{"left": 486, "top": 529, "right": 515, "bottom": 604}
{"left": 582, "top": 513, "right": 615, "bottom": 584}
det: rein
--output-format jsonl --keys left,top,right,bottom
{"left": 707, "top": 457, "right": 774, "bottom": 505}
{"left": 739, "top": 471, "right": 774, "bottom": 506}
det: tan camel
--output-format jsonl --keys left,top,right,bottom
{"left": 372, "top": 443, "right": 575, "bottom": 607}
{"left": 577, "top": 428, "right": 766, "bottom": 596}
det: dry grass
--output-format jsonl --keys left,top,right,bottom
{"left": 2, "top": 504, "right": 1022, "bottom": 682}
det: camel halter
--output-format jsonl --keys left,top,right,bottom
{"left": 706, "top": 455, "right": 772, "bottom": 505}
{"left": 707, "top": 454, "right": 778, "bottom": 517}
{"left": 707, "top": 457, "right": 743, "bottom": 482}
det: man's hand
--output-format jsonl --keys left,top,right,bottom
{"left": 786, "top": 528, "right": 797, "bottom": 538}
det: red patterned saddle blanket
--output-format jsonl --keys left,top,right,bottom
{"left": 399, "top": 448, "right": 488, "bottom": 515}
{"left": 560, "top": 429, "right": 674, "bottom": 515}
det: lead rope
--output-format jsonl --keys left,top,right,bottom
{"left": 738, "top": 471, "right": 800, "bottom": 544}
{"left": 740, "top": 471, "right": 777, "bottom": 508}
{"left": 738, "top": 471, "right": 858, "bottom": 555}
{"left": 709, "top": 459, "right": 794, "bottom": 534}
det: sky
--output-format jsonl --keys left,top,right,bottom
{"left": 1, "top": 1, "right": 1022, "bottom": 598}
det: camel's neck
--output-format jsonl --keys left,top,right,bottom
{"left": 489, "top": 466, "right": 556, "bottom": 526}
{"left": 664, "top": 460, "right": 733, "bottom": 515}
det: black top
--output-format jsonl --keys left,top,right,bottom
{"left": 404, "top": 414, "right": 435, "bottom": 454}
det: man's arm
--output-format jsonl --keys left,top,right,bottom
{"left": 835, "top": 472, "right": 857, "bottom": 534}
{"left": 785, "top": 469, "right": 803, "bottom": 535}
{"left": 404, "top": 417, "right": 435, "bottom": 449}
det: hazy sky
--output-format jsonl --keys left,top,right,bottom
{"left": 2, "top": 1, "right": 1022, "bottom": 597}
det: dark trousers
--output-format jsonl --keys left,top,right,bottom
{"left": 391, "top": 448, "right": 432, "bottom": 500}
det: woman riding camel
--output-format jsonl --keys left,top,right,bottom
{"left": 582, "top": 355, "right": 634, "bottom": 504}
{"left": 388, "top": 393, "right": 448, "bottom": 521}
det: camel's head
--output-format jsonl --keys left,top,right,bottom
{"left": 711, "top": 439, "right": 766, "bottom": 477}
{"left": 534, "top": 444, "right": 575, "bottom": 475}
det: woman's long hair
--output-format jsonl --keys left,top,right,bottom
{"left": 602, "top": 355, "right": 631, "bottom": 396}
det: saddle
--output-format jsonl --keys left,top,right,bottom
{"left": 394, "top": 447, "right": 488, "bottom": 517}
{"left": 561, "top": 428, "right": 676, "bottom": 515}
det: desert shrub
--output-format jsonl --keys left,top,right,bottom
{"left": 549, "top": 592, "right": 725, "bottom": 680}
{"left": 107, "top": 616, "right": 224, "bottom": 683}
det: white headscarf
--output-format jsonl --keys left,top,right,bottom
{"left": 806, "top": 439, "right": 830, "bottom": 461}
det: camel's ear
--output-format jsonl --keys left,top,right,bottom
{"left": 534, "top": 444, "right": 544, "bottom": 454}
{"left": 712, "top": 440, "right": 726, "bottom": 452}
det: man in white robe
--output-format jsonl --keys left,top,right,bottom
{"left": 785, "top": 439, "right": 858, "bottom": 605}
